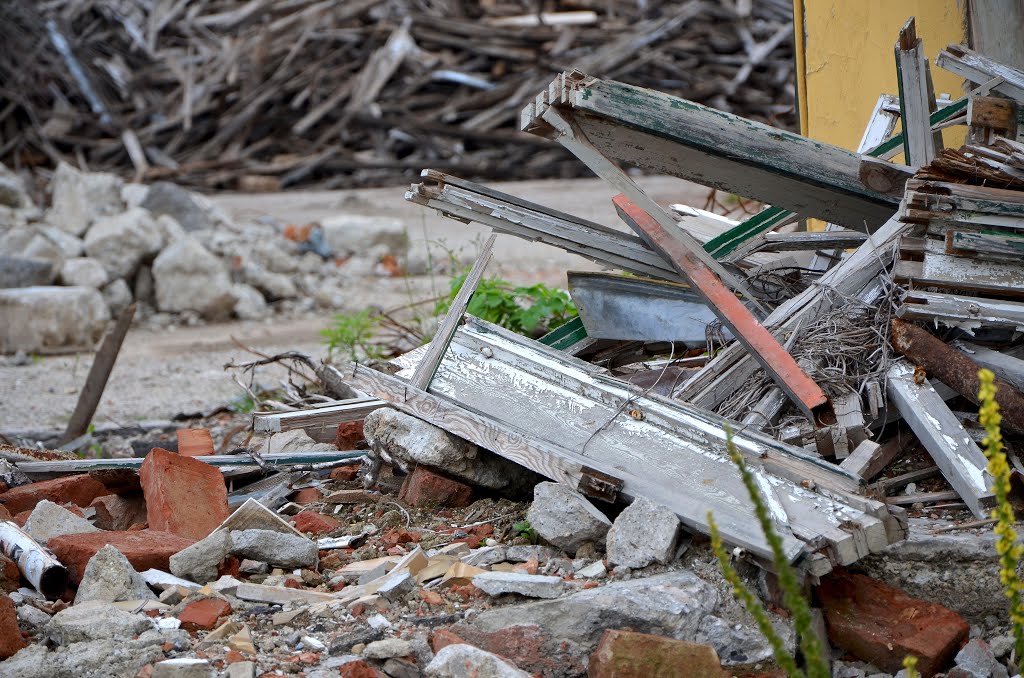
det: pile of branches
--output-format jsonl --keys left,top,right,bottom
{"left": 0, "top": 0, "right": 796, "bottom": 191}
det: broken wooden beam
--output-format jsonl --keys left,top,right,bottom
{"left": 613, "top": 194, "right": 829, "bottom": 422}
{"left": 896, "top": 290, "right": 1024, "bottom": 333}
{"left": 522, "top": 71, "right": 899, "bottom": 230}
{"left": 894, "top": 17, "right": 942, "bottom": 167}
{"left": 885, "top": 361, "right": 994, "bottom": 519}
{"left": 252, "top": 397, "right": 384, "bottom": 443}
{"left": 891, "top": 318, "right": 1024, "bottom": 434}
{"left": 936, "top": 44, "right": 1024, "bottom": 103}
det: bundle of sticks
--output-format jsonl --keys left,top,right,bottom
{"left": 0, "top": 0, "right": 796, "bottom": 191}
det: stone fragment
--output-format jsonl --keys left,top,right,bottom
{"left": 261, "top": 429, "right": 336, "bottom": 454}
{"left": 949, "top": 639, "right": 1007, "bottom": 678}
{"left": 47, "top": 162, "right": 124, "bottom": 235}
{"left": 232, "top": 283, "right": 268, "bottom": 320}
{"left": 24, "top": 499, "right": 100, "bottom": 544}
{"left": 0, "top": 638, "right": 162, "bottom": 678}
{"left": 364, "top": 408, "right": 535, "bottom": 492}
{"left": 49, "top": 530, "right": 195, "bottom": 583}
{"left": 140, "top": 447, "right": 229, "bottom": 540}
{"left": 152, "top": 237, "right": 236, "bottom": 319}
{"left": 526, "top": 482, "right": 611, "bottom": 554}
{"left": 59, "top": 257, "right": 108, "bottom": 288}
{"left": 140, "top": 182, "right": 214, "bottom": 233}
{"left": 363, "top": 638, "right": 415, "bottom": 659}
{"left": 588, "top": 629, "right": 728, "bottom": 678}
{"left": 452, "top": 570, "right": 719, "bottom": 676}
{"left": 170, "top": 529, "right": 232, "bottom": 584}
{"left": 605, "top": 496, "right": 680, "bottom": 569}
{"left": 90, "top": 493, "right": 148, "bottom": 531}
{"left": 16, "top": 604, "right": 51, "bottom": 627}
{"left": 473, "top": 572, "right": 564, "bottom": 599}
{"left": 576, "top": 561, "right": 607, "bottom": 579}
{"left": 101, "top": 278, "right": 133, "bottom": 315}
{"left": 0, "top": 256, "right": 57, "bottom": 288}
{"left": 425, "top": 644, "right": 531, "bottom": 678}
{"left": 178, "top": 597, "right": 231, "bottom": 632}
{"left": 83, "top": 207, "right": 163, "bottom": 279}
{"left": 241, "top": 263, "right": 298, "bottom": 300}
{"left": 399, "top": 466, "right": 473, "bottom": 508}
{"left": 377, "top": 571, "right": 416, "bottom": 602}
{"left": 695, "top": 614, "right": 776, "bottom": 667}
{"left": 177, "top": 428, "right": 214, "bottom": 457}
{"left": 35, "top": 224, "right": 85, "bottom": 259}
{"left": 818, "top": 570, "right": 969, "bottom": 676}
{"left": 228, "top": 529, "right": 318, "bottom": 569}
{"left": 0, "top": 592, "right": 26, "bottom": 659}
{"left": 152, "top": 658, "right": 214, "bottom": 678}
{"left": 0, "top": 166, "right": 29, "bottom": 208}
{"left": 0, "top": 474, "right": 107, "bottom": 514}
{"left": 0, "top": 286, "right": 109, "bottom": 353}
{"left": 291, "top": 511, "right": 340, "bottom": 536}
{"left": 75, "top": 544, "right": 157, "bottom": 604}
{"left": 0, "top": 226, "right": 65, "bottom": 265}
{"left": 45, "top": 600, "right": 152, "bottom": 643}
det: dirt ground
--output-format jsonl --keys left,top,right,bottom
{"left": 0, "top": 175, "right": 710, "bottom": 433}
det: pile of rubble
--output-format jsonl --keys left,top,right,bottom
{"left": 0, "top": 162, "right": 409, "bottom": 354}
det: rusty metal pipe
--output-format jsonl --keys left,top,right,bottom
{"left": 891, "top": 318, "right": 1024, "bottom": 434}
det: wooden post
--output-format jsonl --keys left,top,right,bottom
{"left": 59, "top": 302, "right": 137, "bottom": 446}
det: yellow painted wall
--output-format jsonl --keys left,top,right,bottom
{"left": 794, "top": 0, "right": 967, "bottom": 151}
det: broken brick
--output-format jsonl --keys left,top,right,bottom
{"left": 139, "top": 448, "right": 229, "bottom": 540}
{"left": 0, "top": 552, "right": 19, "bottom": 593}
{"left": 176, "top": 428, "right": 215, "bottom": 457}
{"left": 178, "top": 597, "right": 232, "bottom": 632}
{"left": 335, "top": 421, "right": 365, "bottom": 450}
{"left": 588, "top": 629, "right": 728, "bottom": 678}
{"left": 90, "top": 494, "right": 149, "bottom": 531}
{"left": 329, "top": 465, "right": 360, "bottom": 482}
{"left": 291, "top": 487, "right": 323, "bottom": 504}
{"left": 0, "top": 504, "right": 10, "bottom": 521}
{"left": 49, "top": 529, "right": 196, "bottom": 583}
{"left": 0, "top": 474, "right": 106, "bottom": 514}
{"left": 290, "top": 511, "right": 340, "bottom": 536}
{"left": 818, "top": 570, "right": 969, "bottom": 676}
{"left": 0, "top": 593, "right": 26, "bottom": 659}
{"left": 431, "top": 629, "right": 466, "bottom": 653}
{"left": 338, "top": 660, "right": 385, "bottom": 678}
{"left": 398, "top": 466, "right": 472, "bottom": 508}
{"left": 450, "top": 623, "right": 583, "bottom": 676}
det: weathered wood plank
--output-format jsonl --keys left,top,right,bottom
{"left": 885, "top": 361, "right": 994, "bottom": 519}
{"left": 954, "top": 340, "right": 1024, "bottom": 393}
{"left": 895, "top": 18, "right": 942, "bottom": 167}
{"left": 410, "top": 233, "right": 496, "bottom": 390}
{"left": 897, "top": 290, "right": 1024, "bottom": 333}
{"left": 523, "top": 71, "right": 898, "bottom": 229}
{"left": 937, "top": 44, "right": 1024, "bottom": 103}
{"left": 895, "top": 249, "right": 1024, "bottom": 296}
{"left": 252, "top": 398, "right": 383, "bottom": 442}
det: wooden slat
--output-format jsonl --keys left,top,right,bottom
{"left": 252, "top": 398, "right": 384, "bottom": 443}
{"left": 885, "top": 362, "right": 994, "bottom": 519}
{"left": 897, "top": 290, "right": 1024, "bottom": 332}
{"left": 894, "top": 18, "right": 942, "bottom": 167}
{"left": 522, "top": 71, "right": 899, "bottom": 230}
{"left": 937, "top": 44, "right": 1024, "bottom": 103}
{"left": 895, "top": 249, "right": 1024, "bottom": 296}
{"left": 954, "top": 341, "right": 1024, "bottom": 393}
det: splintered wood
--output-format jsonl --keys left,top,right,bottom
{"left": 0, "top": 0, "right": 797, "bottom": 190}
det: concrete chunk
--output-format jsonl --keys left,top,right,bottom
{"left": 526, "top": 482, "right": 611, "bottom": 554}
{"left": 472, "top": 572, "right": 564, "bottom": 599}
{"left": 228, "top": 529, "right": 317, "bottom": 569}
{"left": 605, "top": 496, "right": 680, "bottom": 569}
{"left": 24, "top": 499, "right": 100, "bottom": 545}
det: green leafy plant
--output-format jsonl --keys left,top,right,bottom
{"left": 978, "top": 368, "right": 1024, "bottom": 659}
{"left": 903, "top": 655, "right": 919, "bottom": 678}
{"left": 227, "top": 392, "right": 257, "bottom": 414}
{"left": 512, "top": 520, "right": 540, "bottom": 544}
{"left": 321, "top": 308, "right": 387, "bottom": 361}
{"left": 436, "top": 273, "right": 577, "bottom": 338}
{"left": 707, "top": 426, "right": 829, "bottom": 678}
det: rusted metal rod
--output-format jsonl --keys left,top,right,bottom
{"left": 891, "top": 318, "right": 1024, "bottom": 434}
{"left": 613, "top": 195, "right": 830, "bottom": 423}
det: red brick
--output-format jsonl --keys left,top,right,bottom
{"left": 177, "top": 428, "right": 215, "bottom": 457}
{"left": 291, "top": 487, "right": 323, "bottom": 504}
{"left": 0, "top": 504, "right": 10, "bottom": 521}
{"left": 90, "top": 494, "right": 149, "bottom": 531}
{"left": 335, "top": 421, "right": 365, "bottom": 450}
{"left": 0, "top": 474, "right": 106, "bottom": 514}
{"left": 0, "top": 593, "right": 26, "bottom": 659}
{"left": 12, "top": 510, "right": 29, "bottom": 527}
{"left": 178, "top": 597, "right": 231, "bottom": 632}
{"left": 818, "top": 570, "right": 968, "bottom": 676}
{"left": 398, "top": 466, "right": 472, "bottom": 508}
{"left": 0, "top": 552, "right": 19, "bottom": 593}
{"left": 338, "top": 660, "right": 385, "bottom": 678}
{"left": 431, "top": 629, "right": 466, "bottom": 653}
{"left": 140, "top": 448, "right": 229, "bottom": 540}
{"left": 49, "top": 530, "right": 196, "bottom": 584}
{"left": 290, "top": 511, "right": 340, "bottom": 536}
{"left": 330, "top": 465, "right": 360, "bottom": 482}
{"left": 450, "top": 624, "right": 580, "bottom": 676}
{"left": 588, "top": 630, "right": 728, "bottom": 678}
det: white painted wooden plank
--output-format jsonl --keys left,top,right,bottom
{"left": 954, "top": 340, "right": 1024, "bottom": 392}
{"left": 885, "top": 362, "right": 994, "bottom": 519}
{"left": 897, "top": 290, "right": 1024, "bottom": 333}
